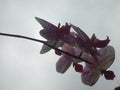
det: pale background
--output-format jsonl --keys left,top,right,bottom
{"left": 0, "top": 0, "right": 120, "bottom": 90}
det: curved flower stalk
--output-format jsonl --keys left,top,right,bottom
{"left": 81, "top": 46, "right": 115, "bottom": 86}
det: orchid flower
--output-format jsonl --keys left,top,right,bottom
{"left": 35, "top": 17, "right": 76, "bottom": 54}
{"left": 35, "top": 17, "right": 115, "bottom": 85}
{"left": 56, "top": 44, "right": 87, "bottom": 73}
{"left": 0, "top": 17, "right": 116, "bottom": 87}
{"left": 81, "top": 46, "right": 115, "bottom": 86}
{"left": 70, "top": 24, "right": 110, "bottom": 59}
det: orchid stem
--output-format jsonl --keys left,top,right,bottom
{"left": 0, "top": 32, "right": 91, "bottom": 64}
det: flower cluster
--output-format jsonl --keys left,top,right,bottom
{"left": 35, "top": 17, "right": 115, "bottom": 86}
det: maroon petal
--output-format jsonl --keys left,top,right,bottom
{"left": 91, "top": 34, "right": 110, "bottom": 48}
{"left": 55, "top": 50, "right": 62, "bottom": 56}
{"left": 59, "top": 23, "right": 71, "bottom": 35}
{"left": 81, "top": 66, "right": 100, "bottom": 86}
{"left": 58, "top": 23, "right": 75, "bottom": 45}
{"left": 73, "top": 63, "right": 83, "bottom": 73}
{"left": 102, "top": 70, "right": 115, "bottom": 80}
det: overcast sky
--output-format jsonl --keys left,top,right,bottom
{"left": 0, "top": 0, "right": 120, "bottom": 90}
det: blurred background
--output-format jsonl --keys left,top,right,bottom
{"left": 0, "top": 0, "right": 120, "bottom": 90}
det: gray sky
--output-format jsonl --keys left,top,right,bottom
{"left": 0, "top": 0, "right": 120, "bottom": 90}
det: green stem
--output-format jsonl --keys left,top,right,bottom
{"left": 0, "top": 32, "right": 91, "bottom": 64}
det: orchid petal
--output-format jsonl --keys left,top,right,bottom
{"left": 40, "top": 44, "right": 51, "bottom": 54}
{"left": 91, "top": 34, "right": 110, "bottom": 48}
{"left": 40, "top": 29, "right": 58, "bottom": 41}
{"left": 62, "top": 44, "right": 75, "bottom": 56}
{"left": 97, "top": 46, "right": 115, "bottom": 70}
{"left": 81, "top": 66, "right": 100, "bottom": 86}
{"left": 56, "top": 56, "right": 72, "bottom": 74}
{"left": 61, "top": 33, "right": 76, "bottom": 46}
{"left": 59, "top": 23, "right": 71, "bottom": 35}
{"left": 70, "top": 24, "right": 90, "bottom": 43}
{"left": 35, "top": 17, "right": 58, "bottom": 31}
{"left": 40, "top": 41, "right": 56, "bottom": 54}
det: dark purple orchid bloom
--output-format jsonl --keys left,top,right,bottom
{"left": 81, "top": 46, "right": 115, "bottom": 86}
{"left": 35, "top": 17, "right": 115, "bottom": 86}
{"left": 35, "top": 17, "right": 76, "bottom": 54}
{"left": 70, "top": 24, "right": 110, "bottom": 59}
